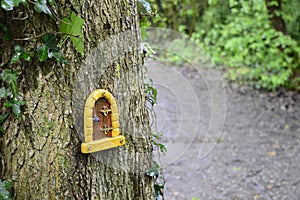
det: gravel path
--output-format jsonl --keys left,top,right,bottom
{"left": 147, "top": 60, "right": 300, "bottom": 200}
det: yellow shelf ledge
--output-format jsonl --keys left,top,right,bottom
{"left": 81, "top": 135, "right": 125, "bottom": 154}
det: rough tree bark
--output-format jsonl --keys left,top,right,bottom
{"left": 0, "top": 0, "right": 154, "bottom": 199}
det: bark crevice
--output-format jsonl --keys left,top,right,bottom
{"left": 1, "top": 0, "right": 154, "bottom": 199}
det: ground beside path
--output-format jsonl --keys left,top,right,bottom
{"left": 147, "top": 60, "right": 300, "bottom": 200}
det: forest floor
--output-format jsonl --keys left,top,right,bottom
{"left": 146, "top": 60, "right": 300, "bottom": 200}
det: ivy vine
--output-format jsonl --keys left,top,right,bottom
{"left": 0, "top": 69, "right": 24, "bottom": 133}
{"left": 139, "top": 1, "right": 167, "bottom": 199}
{"left": 0, "top": 0, "right": 85, "bottom": 134}
{"left": 0, "top": 180, "right": 12, "bottom": 200}
{"left": 145, "top": 79, "right": 166, "bottom": 200}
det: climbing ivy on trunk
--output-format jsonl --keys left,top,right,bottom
{"left": 1, "top": 0, "right": 155, "bottom": 199}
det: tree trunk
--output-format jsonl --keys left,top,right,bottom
{"left": 265, "top": 0, "right": 288, "bottom": 35}
{"left": 0, "top": 0, "right": 154, "bottom": 199}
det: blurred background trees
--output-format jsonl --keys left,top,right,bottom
{"left": 146, "top": 0, "right": 300, "bottom": 90}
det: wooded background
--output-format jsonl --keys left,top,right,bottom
{"left": 145, "top": 0, "right": 300, "bottom": 90}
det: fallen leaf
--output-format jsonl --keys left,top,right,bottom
{"left": 173, "top": 190, "right": 179, "bottom": 196}
{"left": 268, "top": 151, "right": 276, "bottom": 157}
{"left": 232, "top": 166, "right": 241, "bottom": 171}
{"left": 284, "top": 125, "right": 290, "bottom": 129}
{"left": 266, "top": 185, "right": 273, "bottom": 189}
{"left": 254, "top": 194, "right": 260, "bottom": 199}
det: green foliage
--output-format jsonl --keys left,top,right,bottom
{"left": 11, "top": 45, "right": 30, "bottom": 64}
{"left": 1, "top": 70, "right": 18, "bottom": 95}
{"left": 146, "top": 162, "right": 164, "bottom": 200}
{"left": 34, "top": 0, "right": 52, "bottom": 16}
{"left": 1, "top": 0, "right": 25, "bottom": 10}
{"left": 37, "top": 34, "right": 67, "bottom": 63}
{"left": 0, "top": 181, "right": 12, "bottom": 200}
{"left": 1, "top": 2, "right": 84, "bottom": 62}
{"left": 144, "top": 77, "right": 166, "bottom": 199}
{"left": 145, "top": 79, "right": 157, "bottom": 104}
{"left": 151, "top": 132, "right": 166, "bottom": 153}
{"left": 37, "top": 45, "right": 48, "bottom": 61}
{"left": 145, "top": 80, "right": 166, "bottom": 153}
{"left": 138, "top": 0, "right": 156, "bottom": 40}
{"left": 147, "top": 0, "right": 208, "bottom": 35}
{"left": 149, "top": 0, "right": 300, "bottom": 90}
{"left": 0, "top": 23, "right": 12, "bottom": 42}
{"left": 0, "top": 1, "right": 84, "bottom": 136}
{"left": 156, "top": 37, "right": 209, "bottom": 66}
{"left": 42, "top": 34, "right": 59, "bottom": 51}
{"left": 59, "top": 12, "right": 85, "bottom": 56}
{"left": 282, "top": 0, "right": 300, "bottom": 44}
{"left": 198, "top": 0, "right": 300, "bottom": 90}
{"left": 0, "top": 70, "right": 25, "bottom": 132}
{"left": 1, "top": 0, "right": 53, "bottom": 16}
{"left": 138, "top": 0, "right": 152, "bottom": 14}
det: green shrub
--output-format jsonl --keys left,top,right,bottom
{"left": 195, "top": 0, "right": 300, "bottom": 90}
{"left": 147, "top": 0, "right": 300, "bottom": 90}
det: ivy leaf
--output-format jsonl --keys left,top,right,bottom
{"left": 48, "top": 51, "right": 66, "bottom": 63}
{"left": 11, "top": 45, "right": 30, "bottom": 64}
{"left": 42, "top": 34, "right": 58, "bottom": 51}
{"left": 34, "top": 0, "right": 52, "bottom": 16}
{"left": 138, "top": 0, "right": 152, "bottom": 13}
{"left": 0, "top": 113, "right": 10, "bottom": 125}
{"left": 0, "top": 87, "right": 12, "bottom": 98}
{"left": 0, "top": 23, "right": 12, "bottom": 41}
{"left": 158, "top": 143, "right": 167, "bottom": 153}
{"left": 145, "top": 82, "right": 157, "bottom": 103}
{"left": 146, "top": 162, "right": 160, "bottom": 177}
{"left": 1, "top": 69, "right": 18, "bottom": 85}
{"left": 1, "top": 69, "right": 17, "bottom": 95}
{"left": 69, "top": 12, "right": 84, "bottom": 36}
{"left": 37, "top": 45, "right": 49, "bottom": 62}
{"left": 70, "top": 36, "right": 84, "bottom": 56}
{"left": 47, "top": 0, "right": 53, "bottom": 5}
{"left": 4, "top": 99, "right": 25, "bottom": 121}
{"left": 1, "top": 0, "right": 25, "bottom": 10}
{"left": 146, "top": 171, "right": 156, "bottom": 177}
{"left": 0, "top": 180, "right": 12, "bottom": 199}
{"left": 10, "top": 53, "right": 20, "bottom": 64}
{"left": 40, "top": 34, "right": 67, "bottom": 63}
{"left": 0, "top": 126, "right": 4, "bottom": 134}
{"left": 3, "top": 101, "right": 12, "bottom": 107}
{"left": 0, "top": 87, "right": 6, "bottom": 98}
{"left": 145, "top": 169, "right": 159, "bottom": 177}
{"left": 59, "top": 12, "right": 84, "bottom": 56}
{"left": 12, "top": 103, "right": 21, "bottom": 120}
{"left": 1, "top": 0, "right": 14, "bottom": 10}
{"left": 20, "top": 52, "right": 30, "bottom": 61}
{"left": 3, "top": 31, "right": 12, "bottom": 41}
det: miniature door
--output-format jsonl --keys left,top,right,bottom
{"left": 81, "top": 89, "right": 125, "bottom": 153}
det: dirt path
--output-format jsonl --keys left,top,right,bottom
{"left": 147, "top": 60, "right": 300, "bottom": 200}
